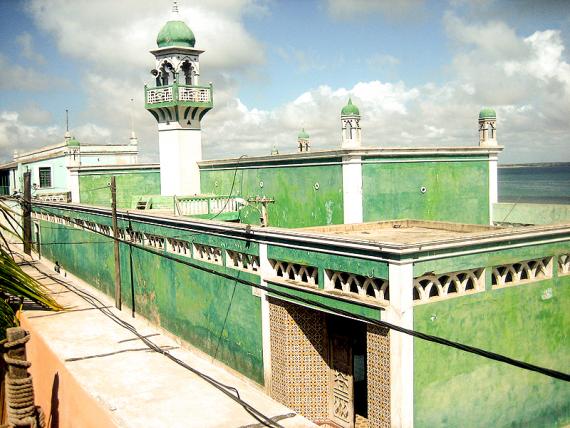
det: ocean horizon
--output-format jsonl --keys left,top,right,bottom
{"left": 498, "top": 163, "right": 570, "bottom": 205}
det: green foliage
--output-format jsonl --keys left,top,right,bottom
{"left": 0, "top": 198, "right": 63, "bottom": 338}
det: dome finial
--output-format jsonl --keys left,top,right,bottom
{"left": 172, "top": 1, "right": 180, "bottom": 15}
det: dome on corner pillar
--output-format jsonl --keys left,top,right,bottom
{"left": 157, "top": 20, "right": 196, "bottom": 48}
{"left": 479, "top": 107, "right": 496, "bottom": 120}
{"left": 341, "top": 98, "right": 360, "bottom": 116}
{"left": 67, "top": 137, "right": 80, "bottom": 147}
{"left": 298, "top": 128, "right": 309, "bottom": 139}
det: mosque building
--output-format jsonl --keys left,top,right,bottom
{"left": 4, "top": 4, "right": 569, "bottom": 428}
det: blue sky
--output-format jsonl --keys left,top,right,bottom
{"left": 1, "top": 0, "right": 569, "bottom": 164}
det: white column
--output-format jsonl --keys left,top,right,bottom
{"left": 342, "top": 155, "right": 363, "bottom": 224}
{"left": 385, "top": 262, "right": 414, "bottom": 428}
{"left": 258, "top": 243, "right": 272, "bottom": 393}
{"left": 489, "top": 154, "right": 498, "bottom": 225}
{"left": 158, "top": 123, "right": 202, "bottom": 196}
{"left": 69, "top": 169, "right": 80, "bottom": 203}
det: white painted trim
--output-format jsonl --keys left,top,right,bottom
{"left": 258, "top": 243, "right": 272, "bottom": 393}
{"left": 386, "top": 263, "right": 414, "bottom": 428}
{"left": 199, "top": 157, "right": 492, "bottom": 172}
{"left": 69, "top": 170, "right": 80, "bottom": 203}
{"left": 489, "top": 155, "right": 498, "bottom": 225}
{"left": 342, "top": 156, "right": 363, "bottom": 224}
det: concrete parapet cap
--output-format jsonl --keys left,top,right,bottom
{"left": 198, "top": 146, "right": 504, "bottom": 168}
{"left": 69, "top": 163, "right": 160, "bottom": 173}
{"left": 33, "top": 201, "right": 570, "bottom": 261}
{"left": 150, "top": 46, "right": 204, "bottom": 56}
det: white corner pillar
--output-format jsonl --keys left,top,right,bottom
{"left": 158, "top": 123, "right": 202, "bottom": 196}
{"left": 385, "top": 262, "right": 414, "bottom": 428}
{"left": 489, "top": 154, "right": 498, "bottom": 225}
{"left": 69, "top": 169, "right": 80, "bottom": 203}
{"left": 258, "top": 243, "right": 272, "bottom": 393}
{"left": 342, "top": 155, "right": 363, "bottom": 224}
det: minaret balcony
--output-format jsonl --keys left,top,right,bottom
{"left": 145, "top": 83, "right": 213, "bottom": 109}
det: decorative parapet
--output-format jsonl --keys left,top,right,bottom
{"left": 144, "top": 83, "right": 213, "bottom": 108}
{"left": 174, "top": 195, "right": 245, "bottom": 217}
{"left": 559, "top": 254, "right": 570, "bottom": 276}
{"left": 325, "top": 270, "right": 389, "bottom": 304}
{"left": 144, "top": 233, "right": 165, "bottom": 250}
{"left": 269, "top": 259, "right": 318, "bottom": 287}
{"left": 35, "top": 192, "right": 71, "bottom": 203}
{"left": 491, "top": 257, "right": 552, "bottom": 288}
{"left": 226, "top": 250, "right": 259, "bottom": 274}
{"left": 166, "top": 238, "right": 192, "bottom": 257}
{"left": 413, "top": 268, "right": 484, "bottom": 304}
{"left": 193, "top": 243, "right": 223, "bottom": 265}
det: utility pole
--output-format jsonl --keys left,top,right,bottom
{"left": 23, "top": 171, "right": 32, "bottom": 255}
{"left": 111, "top": 176, "right": 122, "bottom": 309}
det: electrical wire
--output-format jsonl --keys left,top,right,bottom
{"left": 208, "top": 154, "right": 247, "bottom": 221}
{"left": 14, "top": 250, "right": 284, "bottom": 428}
{"left": 28, "top": 203, "right": 570, "bottom": 383}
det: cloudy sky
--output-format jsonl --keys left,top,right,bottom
{"left": 0, "top": 0, "right": 569, "bottom": 164}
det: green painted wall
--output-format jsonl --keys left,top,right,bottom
{"left": 79, "top": 170, "right": 160, "bottom": 209}
{"left": 200, "top": 162, "right": 344, "bottom": 228}
{"left": 36, "top": 209, "right": 264, "bottom": 384}
{"left": 494, "top": 202, "right": 570, "bottom": 225}
{"left": 413, "top": 266, "right": 570, "bottom": 426}
{"left": 362, "top": 159, "right": 490, "bottom": 225}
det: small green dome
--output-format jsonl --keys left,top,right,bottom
{"left": 479, "top": 107, "right": 496, "bottom": 120}
{"left": 298, "top": 128, "right": 310, "bottom": 139}
{"left": 341, "top": 98, "right": 360, "bottom": 116}
{"left": 157, "top": 20, "right": 195, "bottom": 48}
{"left": 67, "top": 137, "right": 80, "bottom": 147}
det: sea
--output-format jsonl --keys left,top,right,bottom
{"left": 498, "top": 164, "right": 570, "bottom": 204}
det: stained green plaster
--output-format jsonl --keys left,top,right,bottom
{"left": 37, "top": 211, "right": 264, "bottom": 384}
{"left": 362, "top": 159, "right": 490, "bottom": 224}
{"left": 79, "top": 170, "right": 160, "bottom": 209}
{"left": 200, "top": 163, "right": 344, "bottom": 228}
{"left": 493, "top": 202, "right": 570, "bottom": 225}
{"left": 414, "top": 275, "right": 570, "bottom": 427}
{"left": 414, "top": 241, "right": 570, "bottom": 277}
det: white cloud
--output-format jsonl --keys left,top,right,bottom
{"left": 0, "top": 55, "right": 66, "bottom": 91}
{"left": 15, "top": 32, "right": 46, "bottom": 64}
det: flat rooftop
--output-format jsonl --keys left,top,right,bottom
{"left": 300, "top": 220, "right": 500, "bottom": 245}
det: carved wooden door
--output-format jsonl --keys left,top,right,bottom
{"left": 329, "top": 334, "right": 354, "bottom": 428}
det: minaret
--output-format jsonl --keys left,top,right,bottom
{"left": 341, "top": 98, "right": 361, "bottom": 148}
{"left": 145, "top": 2, "right": 213, "bottom": 196}
{"left": 297, "top": 128, "right": 310, "bottom": 152}
{"left": 479, "top": 107, "right": 497, "bottom": 146}
{"left": 129, "top": 98, "right": 139, "bottom": 146}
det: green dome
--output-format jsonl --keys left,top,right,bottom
{"left": 67, "top": 137, "right": 80, "bottom": 147}
{"left": 157, "top": 20, "right": 195, "bottom": 48}
{"left": 341, "top": 98, "right": 360, "bottom": 116}
{"left": 479, "top": 107, "right": 496, "bottom": 120}
{"left": 298, "top": 128, "right": 310, "bottom": 139}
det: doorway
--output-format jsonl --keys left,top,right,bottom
{"left": 328, "top": 316, "right": 367, "bottom": 428}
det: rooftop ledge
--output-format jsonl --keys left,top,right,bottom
{"left": 33, "top": 202, "right": 570, "bottom": 258}
{"left": 198, "top": 146, "right": 504, "bottom": 168}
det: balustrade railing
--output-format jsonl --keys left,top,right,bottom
{"left": 145, "top": 83, "right": 212, "bottom": 105}
{"left": 174, "top": 195, "right": 245, "bottom": 217}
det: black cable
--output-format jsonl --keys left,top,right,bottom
{"left": 16, "top": 253, "right": 282, "bottom": 428}
{"left": 31, "top": 204, "right": 570, "bottom": 382}
{"left": 208, "top": 154, "right": 247, "bottom": 221}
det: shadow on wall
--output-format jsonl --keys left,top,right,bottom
{"left": 49, "top": 372, "right": 59, "bottom": 428}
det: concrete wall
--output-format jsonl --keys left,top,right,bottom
{"left": 493, "top": 202, "right": 570, "bottom": 225}
{"left": 36, "top": 209, "right": 264, "bottom": 384}
{"left": 362, "top": 158, "right": 490, "bottom": 225}
{"left": 412, "top": 242, "right": 570, "bottom": 427}
{"left": 200, "top": 161, "right": 344, "bottom": 228}
{"left": 79, "top": 170, "right": 160, "bottom": 208}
